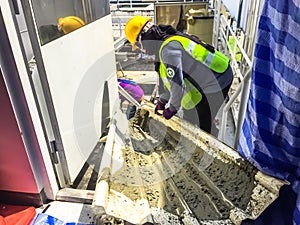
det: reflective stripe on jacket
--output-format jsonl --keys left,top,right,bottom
{"left": 158, "top": 35, "right": 229, "bottom": 110}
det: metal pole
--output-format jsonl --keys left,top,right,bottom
{"left": 237, "top": 0, "right": 244, "bottom": 28}
{"left": 0, "top": 6, "right": 58, "bottom": 198}
{"left": 233, "top": 69, "right": 251, "bottom": 149}
{"left": 87, "top": 0, "right": 93, "bottom": 22}
{"left": 82, "top": 0, "right": 88, "bottom": 24}
{"left": 212, "top": 0, "right": 222, "bottom": 47}
{"left": 21, "top": 0, "right": 71, "bottom": 186}
{"left": 219, "top": 68, "right": 251, "bottom": 144}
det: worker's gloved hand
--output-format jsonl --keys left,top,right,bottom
{"left": 154, "top": 100, "right": 166, "bottom": 115}
{"left": 162, "top": 107, "right": 177, "bottom": 120}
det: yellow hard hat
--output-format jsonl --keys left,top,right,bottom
{"left": 58, "top": 16, "right": 86, "bottom": 34}
{"left": 124, "top": 16, "right": 151, "bottom": 44}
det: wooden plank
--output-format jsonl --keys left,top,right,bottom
{"left": 56, "top": 188, "right": 94, "bottom": 204}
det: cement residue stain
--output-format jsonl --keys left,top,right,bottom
{"left": 101, "top": 108, "right": 284, "bottom": 224}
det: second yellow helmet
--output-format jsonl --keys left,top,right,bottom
{"left": 124, "top": 16, "right": 151, "bottom": 44}
{"left": 58, "top": 16, "right": 86, "bottom": 34}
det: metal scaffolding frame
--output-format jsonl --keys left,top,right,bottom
{"left": 213, "top": 0, "right": 263, "bottom": 148}
{"left": 110, "top": 0, "right": 210, "bottom": 39}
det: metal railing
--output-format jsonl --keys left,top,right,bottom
{"left": 216, "top": 14, "right": 253, "bottom": 148}
{"left": 110, "top": 2, "right": 154, "bottom": 38}
{"left": 215, "top": 0, "right": 263, "bottom": 148}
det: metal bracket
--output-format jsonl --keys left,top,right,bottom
{"left": 49, "top": 140, "right": 59, "bottom": 164}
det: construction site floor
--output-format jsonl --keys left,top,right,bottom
{"left": 15, "top": 52, "right": 266, "bottom": 225}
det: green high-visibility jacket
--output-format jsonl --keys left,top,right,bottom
{"left": 159, "top": 35, "right": 229, "bottom": 110}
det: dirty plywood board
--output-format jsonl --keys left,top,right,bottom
{"left": 93, "top": 105, "right": 286, "bottom": 225}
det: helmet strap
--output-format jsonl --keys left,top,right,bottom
{"left": 138, "top": 34, "right": 146, "bottom": 53}
{"left": 142, "top": 21, "right": 154, "bottom": 34}
{"left": 131, "top": 36, "right": 146, "bottom": 53}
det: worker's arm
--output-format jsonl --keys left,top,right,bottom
{"left": 158, "top": 76, "right": 170, "bottom": 104}
{"left": 161, "top": 43, "right": 184, "bottom": 111}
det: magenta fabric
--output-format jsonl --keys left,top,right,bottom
{"left": 119, "top": 81, "right": 144, "bottom": 103}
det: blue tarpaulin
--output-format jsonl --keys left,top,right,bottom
{"left": 30, "top": 213, "right": 94, "bottom": 225}
{"left": 238, "top": 0, "right": 300, "bottom": 224}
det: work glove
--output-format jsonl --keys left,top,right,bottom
{"left": 154, "top": 100, "right": 166, "bottom": 115}
{"left": 162, "top": 107, "right": 177, "bottom": 120}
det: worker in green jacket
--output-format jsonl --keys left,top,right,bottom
{"left": 124, "top": 16, "right": 233, "bottom": 136}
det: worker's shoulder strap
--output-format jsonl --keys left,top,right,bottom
{"left": 161, "top": 34, "right": 215, "bottom": 53}
{"left": 179, "top": 33, "right": 215, "bottom": 53}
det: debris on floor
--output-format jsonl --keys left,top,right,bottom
{"left": 0, "top": 206, "right": 36, "bottom": 225}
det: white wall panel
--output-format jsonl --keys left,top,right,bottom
{"left": 41, "top": 15, "right": 118, "bottom": 182}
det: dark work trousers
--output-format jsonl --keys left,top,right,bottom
{"left": 241, "top": 185, "right": 297, "bottom": 225}
{"left": 182, "top": 83, "right": 231, "bottom": 137}
{"left": 126, "top": 105, "right": 137, "bottom": 120}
